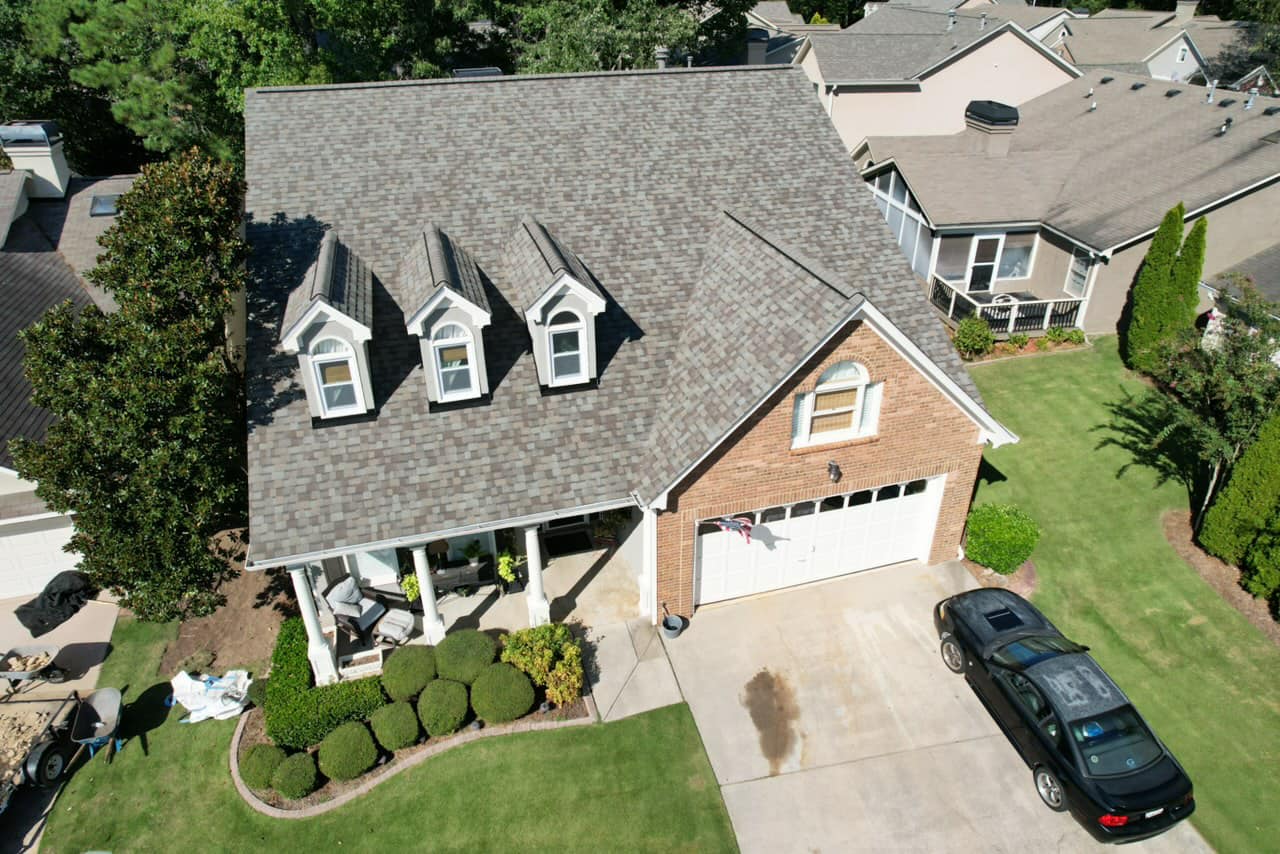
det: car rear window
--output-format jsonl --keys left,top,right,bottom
{"left": 991, "top": 635, "right": 1080, "bottom": 669}
{"left": 1070, "top": 706, "right": 1162, "bottom": 777}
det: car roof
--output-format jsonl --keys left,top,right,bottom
{"left": 947, "top": 588, "right": 1058, "bottom": 654}
{"left": 1026, "top": 653, "right": 1131, "bottom": 722}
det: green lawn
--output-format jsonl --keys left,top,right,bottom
{"left": 970, "top": 337, "right": 1280, "bottom": 854}
{"left": 41, "top": 619, "right": 736, "bottom": 854}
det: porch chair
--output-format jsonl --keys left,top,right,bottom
{"left": 324, "top": 576, "right": 386, "bottom": 645}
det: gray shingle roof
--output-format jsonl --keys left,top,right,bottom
{"left": 0, "top": 171, "right": 28, "bottom": 247}
{"left": 751, "top": 1, "right": 804, "bottom": 26}
{"left": 1218, "top": 242, "right": 1280, "bottom": 304}
{"left": 864, "top": 69, "right": 1280, "bottom": 250}
{"left": 280, "top": 231, "right": 374, "bottom": 343}
{"left": 398, "top": 224, "right": 489, "bottom": 320}
{"left": 243, "top": 66, "right": 982, "bottom": 567}
{"left": 504, "top": 218, "right": 601, "bottom": 311}
{"left": 1059, "top": 16, "right": 1183, "bottom": 68}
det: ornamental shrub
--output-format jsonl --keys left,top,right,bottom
{"left": 264, "top": 618, "right": 387, "bottom": 749}
{"left": 1045, "top": 326, "right": 1069, "bottom": 344}
{"left": 501, "top": 623, "right": 584, "bottom": 706}
{"left": 965, "top": 503, "right": 1041, "bottom": 575}
{"left": 246, "top": 677, "right": 268, "bottom": 709}
{"left": 1009, "top": 333, "right": 1030, "bottom": 350}
{"left": 240, "top": 744, "right": 286, "bottom": 790}
{"left": 370, "top": 701, "right": 420, "bottom": 751}
{"left": 381, "top": 645, "right": 436, "bottom": 701}
{"left": 418, "top": 679, "right": 468, "bottom": 736}
{"left": 470, "top": 663, "right": 535, "bottom": 724}
{"left": 318, "top": 722, "right": 378, "bottom": 782}
{"left": 1199, "top": 413, "right": 1280, "bottom": 565}
{"left": 1124, "top": 203, "right": 1189, "bottom": 373}
{"left": 953, "top": 316, "right": 995, "bottom": 359}
{"left": 435, "top": 629, "right": 497, "bottom": 685}
{"left": 1066, "top": 329, "right": 1087, "bottom": 345}
{"left": 271, "top": 751, "right": 318, "bottom": 800}
{"left": 1243, "top": 525, "right": 1280, "bottom": 602}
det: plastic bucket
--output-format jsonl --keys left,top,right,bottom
{"left": 661, "top": 615, "right": 684, "bottom": 640}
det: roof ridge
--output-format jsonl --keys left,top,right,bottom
{"left": 720, "top": 210, "right": 854, "bottom": 299}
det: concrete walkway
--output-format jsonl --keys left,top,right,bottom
{"left": 585, "top": 617, "right": 682, "bottom": 722}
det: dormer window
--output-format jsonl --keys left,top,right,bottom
{"left": 312, "top": 338, "right": 363, "bottom": 416}
{"left": 791, "top": 361, "right": 883, "bottom": 448}
{"left": 432, "top": 323, "right": 479, "bottom": 400}
{"left": 548, "top": 310, "right": 586, "bottom": 385}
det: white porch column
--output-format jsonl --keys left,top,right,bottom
{"left": 412, "top": 546, "right": 447, "bottom": 644}
{"left": 288, "top": 566, "right": 338, "bottom": 686}
{"left": 523, "top": 525, "right": 551, "bottom": 626}
{"left": 641, "top": 506, "right": 658, "bottom": 624}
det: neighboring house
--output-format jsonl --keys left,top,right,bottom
{"left": 747, "top": 0, "right": 804, "bottom": 29}
{"left": 0, "top": 121, "right": 134, "bottom": 599}
{"left": 853, "top": 70, "right": 1280, "bottom": 336}
{"left": 794, "top": 7, "right": 1079, "bottom": 151}
{"left": 242, "top": 66, "right": 1016, "bottom": 684}
{"left": 1211, "top": 242, "right": 1280, "bottom": 305}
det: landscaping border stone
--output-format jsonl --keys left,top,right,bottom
{"left": 230, "top": 692, "right": 599, "bottom": 818}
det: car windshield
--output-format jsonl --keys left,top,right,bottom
{"left": 1069, "top": 706, "right": 1163, "bottom": 777}
{"left": 990, "top": 635, "right": 1080, "bottom": 669}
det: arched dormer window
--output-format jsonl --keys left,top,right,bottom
{"left": 431, "top": 322, "right": 480, "bottom": 402}
{"left": 548, "top": 310, "right": 586, "bottom": 386}
{"left": 311, "top": 337, "right": 363, "bottom": 417}
{"left": 791, "top": 360, "right": 883, "bottom": 448}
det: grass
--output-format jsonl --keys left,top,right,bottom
{"left": 41, "top": 619, "right": 736, "bottom": 853}
{"left": 970, "top": 336, "right": 1280, "bottom": 854}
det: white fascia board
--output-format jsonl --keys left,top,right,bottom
{"left": 793, "top": 37, "right": 813, "bottom": 66}
{"left": 527, "top": 271, "right": 607, "bottom": 323}
{"left": 1099, "top": 173, "right": 1280, "bottom": 256}
{"left": 279, "top": 300, "right": 372, "bottom": 353}
{"left": 404, "top": 286, "right": 492, "bottom": 335}
{"left": 916, "top": 23, "right": 1080, "bottom": 81}
{"left": 246, "top": 495, "right": 640, "bottom": 571}
{"left": 1143, "top": 30, "right": 1190, "bottom": 64}
{"left": 859, "top": 159, "right": 938, "bottom": 230}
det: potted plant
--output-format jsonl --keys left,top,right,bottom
{"left": 463, "top": 539, "right": 484, "bottom": 568}
{"left": 497, "top": 549, "right": 526, "bottom": 594}
{"left": 399, "top": 572, "right": 420, "bottom": 602}
{"left": 592, "top": 509, "right": 630, "bottom": 548}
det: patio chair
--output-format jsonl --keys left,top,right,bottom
{"left": 324, "top": 575, "right": 386, "bottom": 645}
{"left": 374, "top": 609, "right": 414, "bottom": 646}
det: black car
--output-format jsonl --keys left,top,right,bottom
{"left": 933, "top": 588, "right": 1194, "bottom": 844}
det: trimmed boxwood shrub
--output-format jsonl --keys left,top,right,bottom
{"left": 318, "top": 721, "right": 378, "bottom": 782}
{"left": 1200, "top": 413, "right": 1280, "bottom": 565}
{"left": 418, "top": 679, "right": 468, "bottom": 736}
{"left": 470, "top": 663, "right": 535, "bottom": 724}
{"left": 271, "top": 751, "right": 318, "bottom": 799}
{"left": 380, "top": 645, "right": 436, "bottom": 701}
{"left": 240, "top": 744, "right": 286, "bottom": 790}
{"left": 264, "top": 618, "right": 387, "bottom": 749}
{"left": 965, "top": 503, "right": 1041, "bottom": 575}
{"left": 435, "top": 629, "right": 497, "bottom": 685}
{"left": 501, "top": 623, "right": 584, "bottom": 706}
{"left": 370, "top": 701, "right": 419, "bottom": 751}
{"left": 246, "top": 677, "right": 268, "bottom": 709}
{"left": 953, "top": 316, "right": 995, "bottom": 360}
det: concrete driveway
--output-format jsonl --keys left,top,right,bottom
{"left": 663, "top": 561, "right": 1210, "bottom": 853}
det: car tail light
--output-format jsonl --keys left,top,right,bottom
{"left": 1098, "top": 814, "right": 1129, "bottom": 828}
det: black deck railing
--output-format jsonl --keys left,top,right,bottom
{"left": 930, "top": 276, "right": 1083, "bottom": 336}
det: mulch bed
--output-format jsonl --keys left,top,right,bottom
{"left": 236, "top": 696, "right": 589, "bottom": 810}
{"left": 961, "top": 558, "right": 1038, "bottom": 597}
{"left": 1162, "top": 510, "right": 1280, "bottom": 648}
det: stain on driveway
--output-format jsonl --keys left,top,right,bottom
{"left": 740, "top": 668, "right": 801, "bottom": 776}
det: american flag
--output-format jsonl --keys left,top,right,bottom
{"left": 715, "top": 515, "right": 754, "bottom": 544}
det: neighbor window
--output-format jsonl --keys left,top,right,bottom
{"left": 1177, "top": 45, "right": 1189, "bottom": 63}
{"left": 431, "top": 323, "right": 479, "bottom": 401}
{"left": 548, "top": 310, "right": 586, "bottom": 385}
{"left": 1065, "top": 248, "right": 1092, "bottom": 298}
{"left": 311, "top": 337, "right": 361, "bottom": 416}
{"left": 867, "top": 169, "right": 932, "bottom": 279}
{"left": 791, "top": 361, "right": 883, "bottom": 448}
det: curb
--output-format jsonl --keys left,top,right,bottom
{"left": 230, "top": 691, "right": 600, "bottom": 819}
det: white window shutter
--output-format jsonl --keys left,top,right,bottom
{"left": 791, "top": 393, "right": 812, "bottom": 448}
{"left": 859, "top": 382, "right": 883, "bottom": 436}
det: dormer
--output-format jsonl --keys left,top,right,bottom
{"left": 505, "top": 219, "right": 606, "bottom": 388}
{"left": 279, "top": 231, "right": 376, "bottom": 420}
{"left": 401, "top": 225, "right": 492, "bottom": 404}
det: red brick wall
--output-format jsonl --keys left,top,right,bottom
{"left": 656, "top": 318, "right": 985, "bottom": 617}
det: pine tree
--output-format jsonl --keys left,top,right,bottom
{"left": 1200, "top": 412, "right": 1280, "bottom": 565}
{"left": 1171, "top": 216, "right": 1208, "bottom": 331}
{"left": 1124, "top": 202, "right": 1186, "bottom": 373}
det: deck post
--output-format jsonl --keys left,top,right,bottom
{"left": 523, "top": 525, "right": 551, "bottom": 627}
{"left": 412, "top": 546, "right": 447, "bottom": 644}
{"left": 288, "top": 566, "right": 338, "bottom": 685}
{"left": 1043, "top": 302, "right": 1054, "bottom": 330}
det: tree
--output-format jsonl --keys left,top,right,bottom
{"left": 1171, "top": 216, "right": 1207, "bottom": 328}
{"left": 511, "top": 0, "right": 698, "bottom": 73}
{"left": 11, "top": 149, "right": 246, "bottom": 620}
{"left": 1123, "top": 202, "right": 1187, "bottom": 373}
{"left": 1199, "top": 411, "right": 1280, "bottom": 564}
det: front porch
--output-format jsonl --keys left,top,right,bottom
{"left": 928, "top": 275, "right": 1083, "bottom": 337}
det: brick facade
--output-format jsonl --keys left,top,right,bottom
{"left": 655, "top": 318, "right": 985, "bottom": 617}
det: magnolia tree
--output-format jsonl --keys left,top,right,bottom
{"left": 12, "top": 149, "right": 246, "bottom": 620}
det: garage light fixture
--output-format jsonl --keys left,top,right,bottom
{"left": 827, "top": 461, "right": 841, "bottom": 483}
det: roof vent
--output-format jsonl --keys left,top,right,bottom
{"left": 451, "top": 67, "right": 503, "bottom": 78}
{"left": 1245, "top": 87, "right": 1259, "bottom": 110}
{"left": 1085, "top": 87, "right": 1094, "bottom": 98}
{"left": 1263, "top": 130, "right": 1280, "bottom": 144}
{"left": 1207, "top": 78, "right": 1218, "bottom": 103}
{"left": 980, "top": 11, "right": 988, "bottom": 30}
{"left": 1219, "top": 98, "right": 1237, "bottom": 108}
{"left": 1089, "top": 100, "right": 1097, "bottom": 112}
{"left": 1165, "top": 88, "right": 1181, "bottom": 97}
{"left": 1219, "top": 116, "right": 1234, "bottom": 136}
{"left": 965, "top": 100, "right": 1019, "bottom": 127}
{"left": 1265, "top": 106, "right": 1280, "bottom": 116}
{"left": 1130, "top": 82, "right": 1146, "bottom": 91}
{"left": 948, "top": 9, "right": 956, "bottom": 30}
{"left": 89, "top": 194, "right": 121, "bottom": 217}
{"left": 1100, "top": 76, "right": 1114, "bottom": 84}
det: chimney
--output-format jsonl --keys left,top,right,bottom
{"left": 1174, "top": 0, "right": 1197, "bottom": 24}
{"left": 746, "top": 29, "right": 769, "bottom": 66}
{"left": 0, "top": 121, "right": 69, "bottom": 199}
{"left": 654, "top": 45, "right": 669, "bottom": 70}
{"left": 964, "top": 100, "right": 1019, "bottom": 157}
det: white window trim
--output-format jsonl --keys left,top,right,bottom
{"left": 547, "top": 311, "right": 587, "bottom": 387}
{"left": 965, "top": 234, "right": 1004, "bottom": 293}
{"left": 311, "top": 337, "right": 364, "bottom": 418}
{"left": 868, "top": 170, "right": 932, "bottom": 278}
{"left": 959, "top": 231, "right": 1039, "bottom": 291}
{"left": 1064, "top": 248, "right": 1092, "bottom": 298}
{"left": 791, "top": 363, "right": 882, "bottom": 449}
{"left": 431, "top": 323, "right": 480, "bottom": 403}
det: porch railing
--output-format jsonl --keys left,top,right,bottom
{"left": 929, "top": 276, "right": 1083, "bottom": 336}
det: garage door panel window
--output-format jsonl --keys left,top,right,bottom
{"left": 904, "top": 479, "right": 927, "bottom": 496}
{"left": 790, "top": 501, "right": 816, "bottom": 518}
{"left": 820, "top": 496, "right": 845, "bottom": 512}
{"left": 850, "top": 490, "right": 873, "bottom": 506}
{"left": 792, "top": 361, "right": 882, "bottom": 448}
{"left": 877, "top": 484, "right": 901, "bottom": 501}
{"left": 760, "top": 507, "right": 787, "bottom": 524}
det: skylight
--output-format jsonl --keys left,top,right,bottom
{"left": 89, "top": 194, "right": 121, "bottom": 217}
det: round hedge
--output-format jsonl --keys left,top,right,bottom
{"left": 381, "top": 645, "right": 436, "bottom": 701}
{"left": 240, "top": 743, "right": 286, "bottom": 790}
{"left": 318, "top": 721, "right": 378, "bottom": 782}
{"left": 966, "top": 503, "right": 1041, "bottom": 575}
{"left": 418, "top": 679, "right": 468, "bottom": 736}
{"left": 435, "top": 629, "right": 497, "bottom": 685}
{"left": 271, "top": 751, "right": 318, "bottom": 799}
{"left": 370, "top": 701, "right": 419, "bottom": 751}
{"left": 469, "top": 663, "right": 534, "bottom": 724}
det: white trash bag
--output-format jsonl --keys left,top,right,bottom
{"left": 169, "top": 670, "right": 252, "bottom": 723}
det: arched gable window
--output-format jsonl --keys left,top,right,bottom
{"left": 791, "top": 360, "right": 883, "bottom": 448}
{"left": 311, "top": 337, "right": 362, "bottom": 416}
{"left": 431, "top": 322, "right": 479, "bottom": 401}
{"left": 547, "top": 310, "right": 585, "bottom": 386}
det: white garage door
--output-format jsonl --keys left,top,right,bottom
{"left": 695, "top": 476, "right": 945, "bottom": 606}
{"left": 0, "top": 515, "right": 79, "bottom": 599}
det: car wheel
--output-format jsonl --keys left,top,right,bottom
{"left": 940, "top": 636, "right": 965, "bottom": 673}
{"left": 26, "top": 739, "right": 72, "bottom": 787}
{"left": 1033, "top": 767, "right": 1067, "bottom": 812}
